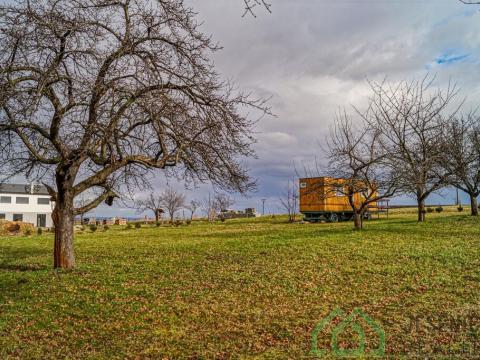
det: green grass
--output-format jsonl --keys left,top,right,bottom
{"left": 1, "top": 209, "right": 479, "bottom": 359}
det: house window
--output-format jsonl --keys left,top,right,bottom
{"left": 13, "top": 214, "right": 23, "bottom": 222}
{"left": 0, "top": 214, "right": 5, "bottom": 220}
{"left": 16, "top": 197, "right": 29, "bottom": 204}
{"left": 37, "top": 198, "right": 50, "bottom": 205}
{"left": 300, "top": 182, "right": 307, "bottom": 188}
{"left": 0, "top": 196, "right": 12, "bottom": 204}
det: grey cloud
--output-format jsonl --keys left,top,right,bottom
{"left": 31, "top": 0, "right": 480, "bottom": 217}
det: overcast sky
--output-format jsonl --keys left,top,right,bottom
{"left": 65, "top": 0, "right": 480, "bottom": 217}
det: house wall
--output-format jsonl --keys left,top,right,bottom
{"left": 0, "top": 193, "right": 54, "bottom": 227}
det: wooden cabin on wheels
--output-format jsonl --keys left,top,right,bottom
{"left": 299, "top": 177, "right": 378, "bottom": 223}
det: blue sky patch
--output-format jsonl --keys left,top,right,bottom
{"left": 435, "top": 53, "right": 470, "bottom": 65}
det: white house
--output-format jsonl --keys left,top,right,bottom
{"left": 0, "top": 184, "right": 54, "bottom": 228}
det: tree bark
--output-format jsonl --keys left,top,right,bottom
{"left": 53, "top": 170, "right": 76, "bottom": 269}
{"left": 470, "top": 194, "right": 478, "bottom": 216}
{"left": 53, "top": 193, "right": 75, "bottom": 269}
{"left": 417, "top": 198, "right": 426, "bottom": 222}
{"left": 155, "top": 210, "right": 160, "bottom": 222}
{"left": 353, "top": 211, "right": 362, "bottom": 230}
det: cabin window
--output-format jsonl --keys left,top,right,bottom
{"left": 16, "top": 197, "right": 29, "bottom": 204}
{"left": 13, "top": 214, "right": 23, "bottom": 222}
{"left": 300, "top": 182, "right": 307, "bottom": 188}
{"left": 0, "top": 214, "right": 5, "bottom": 220}
{"left": 0, "top": 196, "right": 11, "bottom": 203}
{"left": 37, "top": 198, "right": 50, "bottom": 205}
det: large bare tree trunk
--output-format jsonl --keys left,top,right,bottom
{"left": 417, "top": 198, "right": 426, "bottom": 222}
{"left": 53, "top": 177, "right": 76, "bottom": 269}
{"left": 353, "top": 212, "right": 362, "bottom": 230}
{"left": 470, "top": 195, "right": 478, "bottom": 216}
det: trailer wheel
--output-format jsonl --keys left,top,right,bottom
{"left": 329, "top": 213, "right": 339, "bottom": 223}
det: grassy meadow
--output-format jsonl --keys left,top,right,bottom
{"left": 1, "top": 208, "right": 479, "bottom": 359}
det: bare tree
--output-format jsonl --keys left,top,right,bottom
{"left": 135, "top": 193, "right": 164, "bottom": 222}
{"left": 279, "top": 179, "right": 298, "bottom": 222}
{"left": 202, "top": 193, "right": 217, "bottom": 222}
{"left": 441, "top": 114, "right": 480, "bottom": 216}
{"left": 186, "top": 199, "right": 201, "bottom": 220}
{"left": 214, "top": 193, "right": 235, "bottom": 212}
{"left": 0, "top": 0, "right": 269, "bottom": 268}
{"left": 213, "top": 193, "right": 234, "bottom": 220}
{"left": 159, "top": 187, "right": 185, "bottom": 223}
{"left": 242, "top": 0, "right": 272, "bottom": 17}
{"left": 324, "top": 112, "right": 401, "bottom": 229}
{"left": 362, "top": 77, "right": 461, "bottom": 222}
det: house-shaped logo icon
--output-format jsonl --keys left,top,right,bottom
{"left": 310, "top": 307, "right": 385, "bottom": 358}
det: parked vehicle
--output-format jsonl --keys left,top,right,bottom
{"left": 299, "top": 177, "right": 377, "bottom": 222}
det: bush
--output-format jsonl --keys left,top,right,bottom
{"left": 435, "top": 206, "right": 443, "bottom": 213}
{"left": 126, "top": 223, "right": 132, "bottom": 230}
{"left": 426, "top": 207, "right": 434, "bottom": 213}
{"left": 0, "top": 221, "right": 35, "bottom": 236}
{"left": 457, "top": 206, "right": 464, "bottom": 212}
{"left": 89, "top": 224, "right": 97, "bottom": 232}
{"left": 103, "top": 225, "right": 109, "bottom": 231}
{"left": 7, "top": 223, "right": 21, "bottom": 233}
{"left": 155, "top": 221, "right": 161, "bottom": 227}
{"left": 135, "top": 222, "right": 141, "bottom": 229}
{"left": 37, "top": 227, "right": 43, "bottom": 236}
{"left": 186, "top": 219, "right": 192, "bottom": 225}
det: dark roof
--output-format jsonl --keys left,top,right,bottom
{"left": 0, "top": 184, "right": 49, "bottom": 195}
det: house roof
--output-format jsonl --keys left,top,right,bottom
{"left": 0, "top": 184, "right": 49, "bottom": 195}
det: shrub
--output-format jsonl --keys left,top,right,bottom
{"left": 457, "top": 206, "right": 464, "bottom": 212}
{"left": 23, "top": 228, "right": 33, "bottom": 236}
{"left": 426, "top": 207, "right": 434, "bottom": 213}
{"left": 103, "top": 225, "right": 109, "bottom": 231}
{"left": 435, "top": 206, "right": 443, "bottom": 213}
{"left": 155, "top": 221, "right": 161, "bottom": 227}
{"left": 89, "top": 224, "right": 97, "bottom": 232}
{"left": 186, "top": 219, "right": 192, "bottom": 225}
{"left": 37, "top": 227, "right": 43, "bottom": 236}
{"left": 174, "top": 220, "right": 183, "bottom": 227}
{"left": 126, "top": 223, "right": 132, "bottom": 230}
{"left": 135, "top": 222, "right": 141, "bottom": 229}
{"left": 7, "top": 223, "right": 21, "bottom": 233}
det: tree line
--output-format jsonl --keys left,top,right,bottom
{"left": 134, "top": 188, "right": 234, "bottom": 223}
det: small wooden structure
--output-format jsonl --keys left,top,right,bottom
{"left": 299, "top": 177, "right": 378, "bottom": 222}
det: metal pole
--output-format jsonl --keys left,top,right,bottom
{"left": 261, "top": 198, "right": 266, "bottom": 216}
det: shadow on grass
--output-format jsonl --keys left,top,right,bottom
{"left": 0, "top": 263, "right": 48, "bottom": 272}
